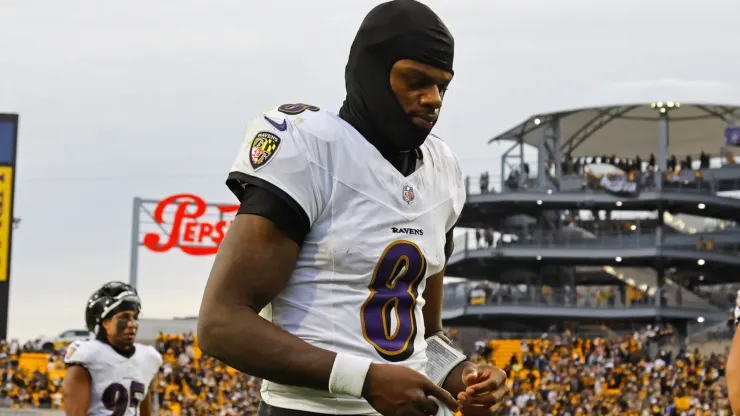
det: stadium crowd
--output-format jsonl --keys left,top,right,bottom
{"left": 0, "top": 326, "right": 730, "bottom": 415}
{"left": 476, "top": 150, "right": 733, "bottom": 195}
{"left": 472, "top": 325, "right": 732, "bottom": 415}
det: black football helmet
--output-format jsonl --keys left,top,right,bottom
{"left": 85, "top": 281, "right": 141, "bottom": 334}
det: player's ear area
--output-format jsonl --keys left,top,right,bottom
{"left": 101, "top": 316, "right": 115, "bottom": 331}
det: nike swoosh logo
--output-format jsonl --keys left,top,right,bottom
{"left": 264, "top": 116, "right": 287, "bottom": 132}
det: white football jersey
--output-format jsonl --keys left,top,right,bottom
{"left": 228, "top": 104, "right": 465, "bottom": 414}
{"left": 64, "top": 340, "right": 163, "bottom": 416}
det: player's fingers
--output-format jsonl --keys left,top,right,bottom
{"left": 425, "top": 383, "right": 458, "bottom": 412}
{"left": 461, "top": 365, "right": 482, "bottom": 385}
{"left": 465, "top": 368, "right": 506, "bottom": 396}
{"left": 460, "top": 391, "right": 496, "bottom": 408}
{"left": 412, "top": 393, "right": 439, "bottom": 416}
{"left": 464, "top": 376, "right": 496, "bottom": 396}
{"left": 462, "top": 383, "right": 508, "bottom": 407}
{"left": 493, "top": 384, "right": 509, "bottom": 402}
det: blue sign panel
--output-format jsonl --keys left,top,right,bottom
{"left": 0, "top": 121, "right": 15, "bottom": 166}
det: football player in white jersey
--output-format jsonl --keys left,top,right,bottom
{"left": 198, "top": 1, "right": 508, "bottom": 416}
{"left": 62, "top": 282, "right": 162, "bottom": 416}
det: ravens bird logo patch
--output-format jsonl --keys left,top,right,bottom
{"left": 249, "top": 131, "right": 282, "bottom": 170}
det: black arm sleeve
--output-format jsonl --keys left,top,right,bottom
{"left": 226, "top": 172, "right": 310, "bottom": 246}
{"left": 444, "top": 227, "right": 454, "bottom": 261}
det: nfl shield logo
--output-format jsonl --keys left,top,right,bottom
{"left": 402, "top": 185, "right": 415, "bottom": 204}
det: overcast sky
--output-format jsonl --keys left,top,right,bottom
{"left": 2, "top": 0, "right": 740, "bottom": 340}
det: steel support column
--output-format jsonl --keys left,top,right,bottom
{"left": 129, "top": 197, "right": 142, "bottom": 289}
{"left": 499, "top": 141, "right": 521, "bottom": 191}
{"left": 655, "top": 111, "right": 670, "bottom": 190}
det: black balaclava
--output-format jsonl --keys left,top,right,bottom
{"left": 339, "top": 0, "right": 454, "bottom": 173}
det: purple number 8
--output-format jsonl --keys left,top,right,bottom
{"left": 102, "top": 380, "right": 146, "bottom": 416}
{"left": 277, "top": 103, "right": 320, "bottom": 115}
{"left": 361, "top": 240, "right": 426, "bottom": 362}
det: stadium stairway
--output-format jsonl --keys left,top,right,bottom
{"left": 608, "top": 267, "right": 717, "bottom": 310}
{"left": 663, "top": 212, "right": 732, "bottom": 235}
{"left": 18, "top": 352, "right": 66, "bottom": 381}
{"left": 488, "top": 339, "right": 521, "bottom": 368}
{"left": 688, "top": 339, "right": 731, "bottom": 356}
{"left": 570, "top": 226, "right": 718, "bottom": 311}
{"left": 18, "top": 352, "right": 49, "bottom": 373}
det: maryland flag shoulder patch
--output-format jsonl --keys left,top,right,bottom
{"left": 64, "top": 341, "right": 80, "bottom": 362}
{"left": 249, "top": 131, "right": 282, "bottom": 171}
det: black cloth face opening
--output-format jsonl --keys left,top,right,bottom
{"left": 339, "top": 0, "right": 454, "bottom": 158}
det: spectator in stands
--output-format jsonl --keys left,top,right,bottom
{"left": 479, "top": 171, "right": 489, "bottom": 193}
{"left": 484, "top": 228, "right": 494, "bottom": 247}
{"left": 700, "top": 151, "right": 710, "bottom": 169}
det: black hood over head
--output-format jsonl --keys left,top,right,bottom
{"left": 339, "top": 0, "right": 454, "bottom": 157}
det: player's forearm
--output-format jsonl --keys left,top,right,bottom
{"left": 198, "top": 304, "right": 336, "bottom": 391}
{"left": 727, "top": 324, "right": 740, "bottom": 413}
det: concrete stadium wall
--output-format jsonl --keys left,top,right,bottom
{"left": 137, "top": 318, "right": 198, "bottom": 342}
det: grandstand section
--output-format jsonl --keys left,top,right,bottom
{"left": 445, "top": 102, "right": 739, "bottom": 335}
{"left": 489, "top": 102, "right": 740, "bottom": 160}
{"left": 2, "top": 326, "right": 729, "bottom": 414}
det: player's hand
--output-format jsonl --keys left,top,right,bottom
{"left": 362, "top": 363, "right": 458, "bottom": 416}
{"left": 456, "top": 363, "right": 508, "bottom": 416}
{"left": 734, "top": 289, "right": 740, "bottom": 326}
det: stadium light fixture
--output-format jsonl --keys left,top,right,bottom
{"left": 615, "top": 201, "right": 623, "bottom": 207}
{"left": 615, "top": 257, "right": 622, "bottom": 262}
{"left": 536, "top": 256, "right": 542, "bottom": 260}
{"left": 697, "top": 259, "right": 705, "bottom": 266}
{"left": 697, "top": 203, "right": 705, "bottom": 209}
{"left": 536, "top": 200, "right": 542, "bottom": 205}
{"left": 650, "top": 101, "right": 681, "bottom": 114}
{"left": 630, "top": 225, "right": 637, "bottom": 231}
{"left": 697, "top": 316, "right": 705, "bottom": 323}
{"left": 533, "top": 118, "right": 541, "bottom": 125}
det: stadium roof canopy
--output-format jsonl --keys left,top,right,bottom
{"left": 488, "top": 102, "right": 740, "bottom": 158}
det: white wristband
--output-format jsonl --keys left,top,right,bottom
{"left": 328, "top": 353, "right": 372, "bottom": 398}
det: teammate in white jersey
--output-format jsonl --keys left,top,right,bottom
{"left": 62, "top": 282, "right": 162, "bottom": 416}
{"left": 198, "top": 1, "right": 508, "bottom": 415}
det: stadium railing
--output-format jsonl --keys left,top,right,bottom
{"left": 457, "top": 229, "right": 740, "bottom": 252}
{"left": 464, "top": 171, "right": 740, "bottom": 196}
{"left": 443, "top": 280, "right": 672, "bottom": 310}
